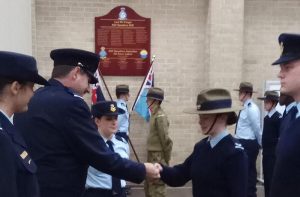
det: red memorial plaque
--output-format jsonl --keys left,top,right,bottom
{"left": 95, "top": 6, "right": 151, "bottom": 76}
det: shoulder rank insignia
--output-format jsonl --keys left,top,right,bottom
{"left": 234, "top": 142, "right": 244, "bottom": 150}
{"left": 20, "top": 151, "right": 28, "bottom": 159}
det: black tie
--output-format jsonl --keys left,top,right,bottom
{"left": 234, "top": 111, "right": 241, "bottom": 134}
{"left": 106, "top": 140, "right": 122, "bottom": 195}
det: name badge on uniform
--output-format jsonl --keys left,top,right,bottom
{"left": 20, "top": 150, "right": 28, "bottom": 159}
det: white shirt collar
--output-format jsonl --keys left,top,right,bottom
{"left": 0, "top": 110, "right": 14, "bottom": 124}
{"left": 267, "top": 107, "right": 277, "bottom": 118}
{"left": 286, "top": 101, "right": 297, "bottom": 113}
{"left": 208, "top": 129, "right": 229, "bottom": 148}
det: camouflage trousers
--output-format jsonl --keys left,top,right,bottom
{"left": 144, "top": 151, "right": 167, "bottom": 197}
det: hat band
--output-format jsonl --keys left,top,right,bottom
{"left": 240, "top": 87, "right": 253, "bottom": 92}
{"left": 266, "top": 95, "right": 279, "bottom": 101}
{"left": 198, "top": 99, "right": 232, "bottom": 111}
{"left": 147, "top": 92, "right": 163, "bottom": 100}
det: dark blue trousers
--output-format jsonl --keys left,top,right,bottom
{"left": 263, "top": 154, "right": 276, "bottom": 197}
{"left": 239, "top": 139, "right": 260, "bottom": 197}
{"left": 83, "top": 188, "right": 126, "bottom": 197}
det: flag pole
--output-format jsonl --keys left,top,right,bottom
{"left": 131, "top": 55, "right": 156, "bottom": 111}
{"left": 97, "top": 61, "right": 141, "bottom": 162}
{"left": 96, "top": 66, "right": 113, "bottom": 100}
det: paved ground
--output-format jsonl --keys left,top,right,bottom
{"left": 127, "top": 183, "right": 265, "bottom": 197}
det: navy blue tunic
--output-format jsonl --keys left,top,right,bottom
{"left": 160, "top": 135, "right": 248, "bottom": 197}
{"left": 14, "top": 79, "right": 145, "bottom": 197}
{"left": 270, "top": 108, "right": 300, "bottom": 197}
{"left": 262, "top": 111, "right": 280, "bottom": 197}
{"left": 0, "top": 112, "right": 39, "bottom": 197}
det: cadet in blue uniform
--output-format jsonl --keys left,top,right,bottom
{"left": 234, "top": 82, "right": 261, "bottom": 197}
{"left": 115, "top": 84, "right": 130, "bottom": 142}
{"left": 257, "top": 91, "right": 281, "bottom": 197}
{"left": 270, "top": 33, "right": 300, "bottom": 197}
{"left": 157, "top": 88, "right": 248, "bottom": 197}
{"left": 13, "top": 48, "right": 160, "bottom": 197}
{"left": 84, "top": 101, "right": 128, "bottom": 197}
{"left": 0, "top": 51, "right": 48, "bottom": 197}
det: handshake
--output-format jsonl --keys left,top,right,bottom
{"left": 144, "top": 162, "right": 163, "bottom": 180}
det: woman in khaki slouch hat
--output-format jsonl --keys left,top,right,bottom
{"left": 157, "top": 88, "right": 248, "bottom": 197}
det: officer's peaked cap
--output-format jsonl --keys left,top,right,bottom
{"left": 272, "top": 33, "right": 300, "bottom": 65}
{"left": 184, "top": 88, "right": 243, "bottom": 125}
{"left": 50, "top": 48, "right": 99, "bottom": 84}
{"left": 0, "top": 51, "right": 48, "bottom": 85}
{"left": 92, "top": 101, "right": 125, "bottom": 118}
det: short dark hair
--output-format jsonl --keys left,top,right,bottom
{"left": 116, "top": 92, "right": 129, "bottom": 98}
{"left": 51, "top": 65, "right": 85, "bottom": 78}
{"left": 0, "top": 77, "right": 29, "bottom": 95}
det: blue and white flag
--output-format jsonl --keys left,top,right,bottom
{"left": 132, "top": 65, "right": 154, "bottom": 121}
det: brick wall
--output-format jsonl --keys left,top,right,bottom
{"left": 32, "top": 0, "right": 300, "bottom": 166}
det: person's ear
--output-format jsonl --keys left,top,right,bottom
{"left": 10, "top": 81, "right": 21, "bottom": 95}
{"left": 70, "top": 67, "right": 81, "bottom": 80}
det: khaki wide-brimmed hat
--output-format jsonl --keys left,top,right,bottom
{"left": 146, "top": 87, "right": 164, "bottom": 101}
{"left": 234, "top": 82, "right": 257, "bottom": 93}
{"left": 257, "top": 90, "right": 279, "bottom": 102}
{"left": 184, "top": 88, "right": 243, "bottom": 125}
{"left": 116, "top": 84, "right": 129, "bottom": 94}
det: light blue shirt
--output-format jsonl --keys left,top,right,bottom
{"left": 0, "top": 110, "right": 14, "bottom": 124}
{"left": 235, "top": 99, "right": 261, "bottom": 145}
{"left": 85, "top": 134, "right": 129, "bottom": 189}
{"left": 286, "top": 101, "right": 297, "bottom": 114}
{"left": 208, "top": 130, "right": 229, "bottom": 148}
{"left": 117, "top": 99, "right": 129, "bottom": 135}
{"left": 267, "top": 107, "right": 277, "bottom": 118}
{"left": 296, "top": 102, "right": 300, "bottom": 119}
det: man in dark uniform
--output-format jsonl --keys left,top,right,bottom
{"left": 0, "top": 51, "right": 48, "bottom": 197}
{"left": 270, "top": 33, "right": 300, "bottom": 197}
{"left": 14, "top": 48, "right": 159, "bottom": 197}
{"left": 257, "top": 91, "right": 281, "bottom": 197}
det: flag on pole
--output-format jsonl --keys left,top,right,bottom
{"left": 91, "top": 69, "right": 105, "bottom": 104}
{"left": 132, "top": 65, "right": 154, "bottom": 121}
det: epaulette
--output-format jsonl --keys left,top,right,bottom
{"left": 115, "top": 135, "right": 127, "bottom": 144}
{"left": 234, "top": 142, "right": 244, "bottom": 150}
{"left": 247, "top": 102, "right": 252, "bottom": 107}
{"left": 157, "top": 114, "right": 165, "bottom": 118}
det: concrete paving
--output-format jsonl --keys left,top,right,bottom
{"left": 127, "top": 183, "right": 265, "bottom": 197}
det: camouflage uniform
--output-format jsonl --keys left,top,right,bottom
{"left": 145, "top": 104, "right": 173, "bottom": 197}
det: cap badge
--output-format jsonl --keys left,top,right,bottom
{"left": 110, "top": 104, "right": 116, "bottom": 112}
